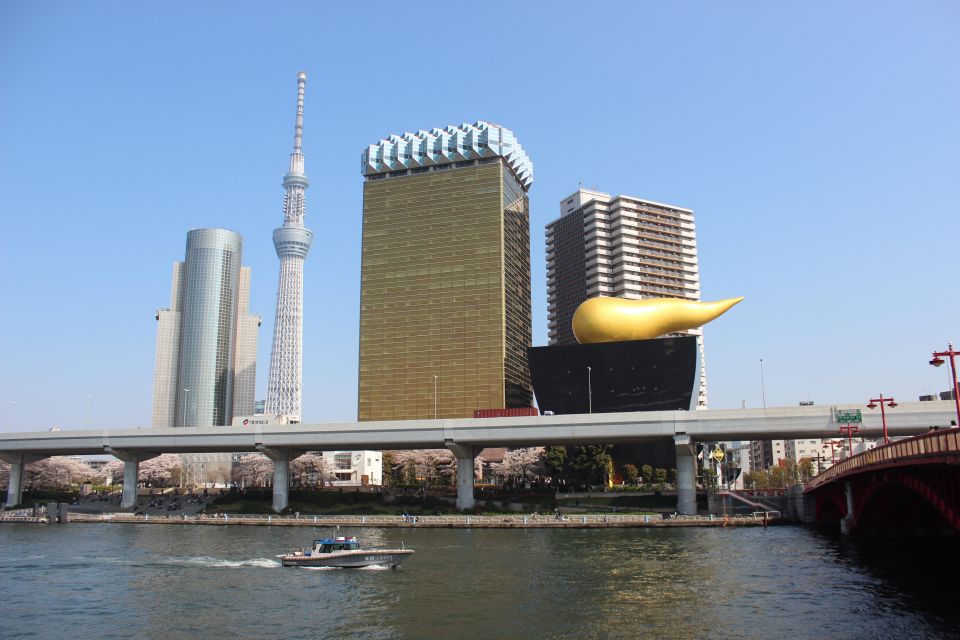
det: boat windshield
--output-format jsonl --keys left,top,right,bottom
{"left": 315, "top": 538, "right": 360, "bottom": 553}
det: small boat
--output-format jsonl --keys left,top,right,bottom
{"left": 279, "top": 536, "right": 414, "bottom": 569}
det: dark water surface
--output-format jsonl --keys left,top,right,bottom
{"left": 0, "top": 524, "right": 957, "bottom": 639}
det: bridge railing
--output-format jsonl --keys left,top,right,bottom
{"left": 805, "top": 428, "right": 960, "bottom": 492}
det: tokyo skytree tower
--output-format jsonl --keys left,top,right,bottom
{"left": 265, "top": 71, "right": 313, "bottom": 420}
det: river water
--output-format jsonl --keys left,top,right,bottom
{"left": 0, "top": 523, "right": 957, "bottom": 639}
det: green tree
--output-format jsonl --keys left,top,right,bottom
{"left": 653, "top": 468, "right": 668, "bottom": 484}
{"left": 668, "top": 468, "right": 677, "bottom": 484}
{"left": 542, "top": 446, "right": 568, "bottom": 486}
{"left": 567, "top": 445, "right": 612, "bottom": 488}
{"left": 381, "top": 452, "right": 397, "bottom": 487}
{"left": 622, "top": 464, "right": 639, "bottom": 485}
{"left": 768, "top": 465, "right": 788, "bottom": 489}
{"left": 641, "top": 464, "right": 653, "bottom": 484}
{"left": 798, "top": 459, "right": 815, "bottom": 482}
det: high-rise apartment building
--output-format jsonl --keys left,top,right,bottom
{"left": 358, "top": 121, "right": 533, "bottom": 420}
{"left": 151, "top": 228, "right": 260, "bottom": 428}
{"left": 545, "top": 188, "right": 708, "bottom": 406}
{"left": 265, "top": 71, "right": 313, "bottom": 421}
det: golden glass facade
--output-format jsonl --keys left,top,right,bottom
{"left": 358, "top": 161, "right": 532, "bottom": 421}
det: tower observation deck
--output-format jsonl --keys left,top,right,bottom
{"left": 265, "top": 71, "right": 313, "bottom": 420}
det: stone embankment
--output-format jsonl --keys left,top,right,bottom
{"left": 65, "top": 512, "right": 777, "bottom": 529}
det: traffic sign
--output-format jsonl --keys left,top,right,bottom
{"left": 836, "top": 409, "right": 862, "bottom": 424}
{"left": 711, "top": 447, "right": 725, "bottom": 462}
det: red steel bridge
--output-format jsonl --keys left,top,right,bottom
{"left": 804, "top": 429, "right": 960, "bottom": 535}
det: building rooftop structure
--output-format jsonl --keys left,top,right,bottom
{"left": 361, "top": 120, "right": 533, "bottom": 190}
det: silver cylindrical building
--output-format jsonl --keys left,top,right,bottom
{"left": 177, "top": 228, "right": 243, "bottom": 428}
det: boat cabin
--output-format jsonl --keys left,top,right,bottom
{"left": 313, "top": 536, "right": 359, "bottom": 553}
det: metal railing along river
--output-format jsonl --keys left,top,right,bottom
{"left": 64, "top": 512, "right": 775, "bottom": 527}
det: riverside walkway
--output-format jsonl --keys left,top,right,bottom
{"left": 63, "top": 512, "right": 775, "bottom": 529}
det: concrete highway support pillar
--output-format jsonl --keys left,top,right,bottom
{"left": 446, "top": 443, "right": 476, "bottom": 511}
{"left": 258, "top": 447, "right": 303, "bottom": 513}
{"left": 0, "top": 453, "right": 46, "bottom": 508}
{"left": 106, "top": 449, "right": 158, "bottom": 510}
{"left": 674, "top": 435, "right": 697, "bottom": 515}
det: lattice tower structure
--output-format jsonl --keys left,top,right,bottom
{"left": 265, "top": 71, "right": 313, "bottom": 420}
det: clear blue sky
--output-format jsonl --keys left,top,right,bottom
{"left": 1, "top": 1, "right": 957, "bottom": 431}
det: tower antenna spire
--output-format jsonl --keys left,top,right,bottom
{"left": 266, "top": 71, "right": 314, "bottom": 420}
{"left": 294, "top": 71, "right": 306, "bottom": 154}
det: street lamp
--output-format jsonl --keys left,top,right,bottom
{"left": 433, "top": 375, "right": 438, "bottom": 420}
{"left": 760, "top": 358, "right": 767, "bottom": 409}
{"left": 838, "top": 421, "right": 861, "bottom": 456}
{"left": 866, "top": 394, "right": 897, "bottom": 445}
{"left": 587, "top": 366, "right": 592, "bottom": 414}
{"left": 930, "top": 343, "right": 960, "bottom": 430}
{"left": 180, "top": 389, "right": 190, "bottom": 428}
{"left": 824, "top": 439, "right": 844, "bottom": 463}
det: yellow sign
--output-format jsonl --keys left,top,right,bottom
{"left": 711, "top": 448, "right": 725, "bottom": 462}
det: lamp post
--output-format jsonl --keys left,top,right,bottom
{"left": 930, "top": 343, "right": 960, "bottom": 429}
{"left": 824, "top": 439, "right": 844, "bottom": 463}
{"left": 433, "top": 375, "right": 438, "bottom": 420}
{"left": 180, "top": 388, "right": 189, "bottom": 428}
{"left": 838, "top": 422, "right": 861, "bottom": 456}
{"left": 867, "top": 394, "right": 897, "bottom": 445}
{"left": 760, "top": 358, "right": 767, "bottom": 409}
{"left": 587, "top": 366, "right": 592, "bottom": 414}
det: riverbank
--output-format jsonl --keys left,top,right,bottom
{"left": 61, "top": 512, "right": 777, "bottom": 528}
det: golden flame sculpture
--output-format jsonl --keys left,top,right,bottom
{"left": 572, "top": 296, "right": 744, "bottom": 344}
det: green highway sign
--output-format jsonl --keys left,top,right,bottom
{"left": 836, "top": 409, "right": 862, "bottom": 424}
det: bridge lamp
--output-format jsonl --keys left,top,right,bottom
{"left": 867, "top": 394, "right": 896, "bottom": 445}
{"left": 929, "top": 343, "right": 960, "bottom": 430}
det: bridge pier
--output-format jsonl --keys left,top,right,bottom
{"left": 106, "top": 449, "right": 158, "bottom": 509}
{"left": 257, "top": 447, "right": 303, "bottom": 513}
{"left": 446, "top": 443, "right": 476, "bottom": 511}
{"left": 0, "top": 453, "right": 46, "bottom": 508}
{"left": 674, "top": 435, "right": 697, "bottom": 515}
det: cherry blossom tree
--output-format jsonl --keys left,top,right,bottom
{"left": 291, "top": 453, "right": 331, "bottom": 488}
{"left": 232, "top": 453, "right": 273, "bottom": 488}
{"left": 138, "top": 454, "right": 182, "bottom": 487}
{"left": 387, "top": 449, "right": 456, "bottom": 487}
{"left": 98, "top": 460, "right": 125, "bottom": 485}
{"left": 24, "top": 457, "right": 95, "bottom": 489}
{"left": 491, "top": 447, "right": 545, "bottom": 486}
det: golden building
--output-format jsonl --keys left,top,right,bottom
{"left": 358, "top": 122, "right": 533, "bottom": 420}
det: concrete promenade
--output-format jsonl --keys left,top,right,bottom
{"left": 61, "top": 512, "right": 774, "bottom": 529}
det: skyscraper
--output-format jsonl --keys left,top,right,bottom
{"left": 151, "top": 228, "right": 260, "bottom": 428}
{"left": 265, "top": 71, "right": 313, "bottom": 421}
{"left": 358, "top": 121, "right": 533, "bottom": 421}
{"left": 545, "top": 188, "right": 708, "bottom": 406}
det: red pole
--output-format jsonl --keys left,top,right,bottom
{"left": 950, "top": 344, "right": 960, "bottom": 429}
{"left": 879, "top": 395, "right": 889, "bottom": 444}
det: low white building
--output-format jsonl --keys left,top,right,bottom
{"left": 323, "top": 451, "right": 382, "bottom": 486}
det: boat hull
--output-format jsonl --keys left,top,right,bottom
{"left": 281, "top": 549, "right": 414, "bottom": 568}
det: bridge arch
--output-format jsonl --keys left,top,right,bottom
{"left": 852, "top": 472, "right": 960, "bottom": 535}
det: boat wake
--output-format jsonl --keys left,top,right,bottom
{"left": 163, "top": 556, "right": 280, "bottom": 569}
{"left": 300, "top": 564, "right": 393, "bottom": 571}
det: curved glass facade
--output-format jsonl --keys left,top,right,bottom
{"left": 177, "top": 229, "right": 242, "bottom": 428}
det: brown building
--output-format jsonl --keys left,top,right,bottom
{"left": 358, "top": 122, "right": 534, "bottom": 420}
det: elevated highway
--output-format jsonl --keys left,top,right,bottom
{"left": 1, "top": 401, "right": 954, "bottom": 514}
